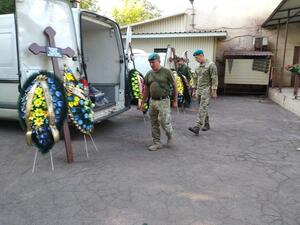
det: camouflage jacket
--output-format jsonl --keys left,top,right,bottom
{"left": 192, "top": 60, "right": 218, "bottom": 95}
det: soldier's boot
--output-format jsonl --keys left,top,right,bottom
{"left": 201, "top": 123, "right": 210, "bottom": 131}
{"left": 167, "top": 135, "right": 175, "bottom": 147}
{"left": 188, "top": 126, "right": 200, "bottom": 135}
{"left": 148, "top": 143, "right": 162, "bottom": 151}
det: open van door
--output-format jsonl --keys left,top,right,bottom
{"left": 15, "top": 0, "right": 80, "bottom": 85}
{"left": 78, "top": 11, "right": 130, "bottom": 122}
{"left": 0, "top": 4, "right": 18, "bottom": 119}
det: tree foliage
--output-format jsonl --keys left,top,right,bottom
{"left": 0, "top": 0, "right": 14, "bottom": 15}
{"left": 112, "top": 0, "right": 160, "bottom": 26}
{"left": 68, "top": 0, "right": 100, "bottom": 12}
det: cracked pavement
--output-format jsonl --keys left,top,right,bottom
{"left": 0, "top": 96, "right": 300, "bottom": 225}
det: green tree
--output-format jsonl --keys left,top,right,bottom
{"left": 68, "top": 0, "right": 100, "bottom": 12}
{"left": 0, "top": 0, "right": 14, "bottom": 15}
{"left": 112, "top": 0, "right": 160, "bottom": 26}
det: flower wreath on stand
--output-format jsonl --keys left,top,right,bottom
{"left": 129, "top": 69, "right": 149, "bottom": 113}
{"left": 18, "top": 71, "right": 67, "bottom": 154}
{"left": 172, "top": 71, "right": 191, "bottom": 108}
{"left": 63, "top": 66, "right": 95, "bottom": 134}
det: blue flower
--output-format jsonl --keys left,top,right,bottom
{"left": 55, "top": 91, "right": 62, "bottom": 97}
{"left": 48, "top": 78, "right": 54, "bottom": 84}
{"left": 57, "top": 101, "right": 64, "bottom": 107}
{"left": 80, "top": 100, "right": 84, "bottom": 105}
{"left": 81, "top": 108, "right": 86, "bottom": 113}
{"left": 78, "top": 120, "right": 83, "bottom": 125}
{"left": 71, "top": 108, "right": 76, "bottom": 113}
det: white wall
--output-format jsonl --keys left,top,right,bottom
{"left": 131, "top": 36, "right": 215, "bottom": 71}
{"left": 225, "top": 59, "right": 270, "bottom": 85}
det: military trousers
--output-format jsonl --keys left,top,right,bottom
{"left": 149, "top": 98, "right": 173, "bottom": 144}
{"left": 196, "top": 91, "right": 210, "bottom": 128}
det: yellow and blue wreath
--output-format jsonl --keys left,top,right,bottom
{"left": 18, "top": 71, "right": 67, "bottom": 154}
{"left": 63, "top": 66, "right": 94, "bottom": 134}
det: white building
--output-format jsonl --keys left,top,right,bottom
{"left": 121, "top": 12, "right": 227, "bottom": 71}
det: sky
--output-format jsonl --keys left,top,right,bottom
{"left": 97, "top": 0, "right": 282, "bottom": 19}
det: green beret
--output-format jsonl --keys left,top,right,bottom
{"left": 193, "top": 49, "right": 204, "bottom": 56}
{"left": 148, "top": 53, "right": 160, "bottom": 61}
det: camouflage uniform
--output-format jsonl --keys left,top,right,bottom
{"left": 149, "top": 98, "right": 173, "bottom": 144}
{"left": 144, "top": 67, "right": 174, "bottom": 145}
{"left": 192, "top": 60, "right": 218, "bottom": 128}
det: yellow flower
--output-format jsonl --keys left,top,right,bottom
{"left": 68, "top": 102, "right": 74, "bottom": 107}
{"left": 29, "top": 113, "right": 36, "bottom": 121}
{"left": 34, "top": 87, "right": 43, "bottom": 97}
{"left": 74, "top": 96, "right": 80, "bottom": 103}
{"left": 66, "top": 73, "right": 74, "bottom": 81}
{"left": 34, "top": 117, "right": 44, "bottom": 127}
{"left": 35, "top": 108, "right": 45, "bottom": 117}
{"left": 73, "top": 101, "right": 79, "bottom": 106}
{"left": 33, "top": 98, "right": 43, "bottom": 107}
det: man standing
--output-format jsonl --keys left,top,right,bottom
{"left": 188, "top": 50, "right": 218, "bottom": 135}
{"left": 141, "top": 53, "right": 178, "bottom": 151}
{"left": 176, "top": 57, "right": 192, "bottom": 82}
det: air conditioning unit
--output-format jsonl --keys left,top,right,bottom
{"left": 253, "top": 37, "right": 268, "bottom": 50}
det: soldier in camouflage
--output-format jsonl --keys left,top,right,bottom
{"left": 188, "top": 50, "right": 218, "bottom": 135}
{"left": 141, "top": 53, "right": 178, "bottom": 151}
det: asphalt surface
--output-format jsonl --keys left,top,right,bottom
{"left": 0, "top": 96, "right": 299, "bottom": 225}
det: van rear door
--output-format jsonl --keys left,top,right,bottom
{"left": 15, "top": 0, "right": 80, "bottom": 85}
{"left": 79, "top": 12, "right": 130, "bottom": 122}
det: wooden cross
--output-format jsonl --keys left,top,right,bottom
{"left": 29, "top": 26, "right": 75, "bottom": 164}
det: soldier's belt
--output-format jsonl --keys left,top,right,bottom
{"left": 151, "top": 96, "right": 169, "bottom": 100}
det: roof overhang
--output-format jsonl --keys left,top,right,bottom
{"left": 224, "top": 50, "right": 273, "bottom": 59}
{"left": 262, "top": 0, "right": 300, "bottom": 27}
{"left": 121, "top": 31, "right": 227, "bottom": 39}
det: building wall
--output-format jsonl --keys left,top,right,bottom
{"left": 122, "top": 14, "right": 186, "bottom": 34}
{"left": 224, "top": 59, "right": 270, "bottom": 85}
{"left": 263, "top": 23, "right": 300, "bottom": 86}
{"left": 131, "top": 36, "right": 215, "bottom": 70}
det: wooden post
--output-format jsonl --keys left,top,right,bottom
{"left": 29, "top": 26, "right": 75, "bottom": 164}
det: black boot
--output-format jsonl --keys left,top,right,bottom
{"left": 201, "top": 123, "right": 210, "bottom": 131}
{"left": 188, "top": 126, "right": 200, "bottom": 135}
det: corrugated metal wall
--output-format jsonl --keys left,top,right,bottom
{"left": 131, "top": 37, "right": 215, "bottom": 70}
{"left": 122, "top": 15, "right": 186, "bottom": 34}
{"left": 224, "top": 59, "right": 270, "bottom": 85}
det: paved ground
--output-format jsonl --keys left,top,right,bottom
{"left": 0, "top": 96, "right": 300, "bottom": 225}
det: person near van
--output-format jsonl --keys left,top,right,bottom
{"left": 176, "top": 57, "right": 192, "bottom": 82}
{"left": 141, "top": 53, "right": 178, "bottom": 151}
{"left": 188, "top": 49, "right": 218, "bottom": 135}
{"left": 176, "top": 57, "right": 192, "bottom": 108}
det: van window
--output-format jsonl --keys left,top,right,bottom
{"left": 0, "top": 0, "right": 15, "bottom": 15}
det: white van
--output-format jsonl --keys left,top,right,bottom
{"left": 0, "top": 0, "right": 130, "bottom": 122}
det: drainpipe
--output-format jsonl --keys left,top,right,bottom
{"left": 189, "top": 0, "right": 195, "bottom": 30}
{"left": 280, "top": 10, "right": 290, "bottom": 93}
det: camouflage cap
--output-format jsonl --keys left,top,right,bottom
{"left": 148, "top": 52, "right": 160, "bottom": 61}
{"left": 193, "top": 49, "right": 204, "bottom": 56}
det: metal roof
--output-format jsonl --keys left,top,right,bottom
{"left": 121, "top": 31, "right": 227, "bottom": 39}
{"left": 224, "top": 50, "right": 273, "bottom": 58}
{"left": 262, "top": 0, "right": 300, "bottom": 27}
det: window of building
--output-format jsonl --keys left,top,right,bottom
{"left": 252, "top": 59, "right": 270, "bottom": 73}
